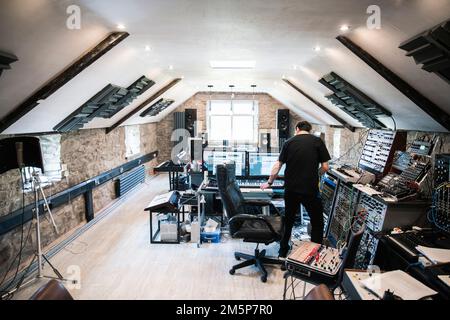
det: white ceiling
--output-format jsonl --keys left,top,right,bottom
{"left": 0, "top": 0, "right": 449, "bottom": 134}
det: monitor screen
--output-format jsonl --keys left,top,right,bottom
{"left": 249, "top": 153, "right": 285, "bottom": 177}
{"left": 204, "top": 151, "right": 246, "bottom": 177}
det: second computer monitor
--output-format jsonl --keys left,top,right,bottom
{"left": 249, "top": 153, "right": 285, "bottom": 178}
{"left": 204, "top": 151, "right": 246, "bottom": 177}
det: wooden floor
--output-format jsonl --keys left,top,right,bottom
{"left": 13, "top": 174, "right": 314, "bottom": 300}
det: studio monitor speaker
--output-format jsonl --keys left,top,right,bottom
{"left": 259, "top": 133, "right": 271, "bottom": 152}
{"left": 185, "top": 109, "right": 197, "bottom": 137}
{"left": 277, "top": 109, "right": 290, "bottom": 139}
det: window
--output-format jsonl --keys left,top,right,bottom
{"left": 207, "top": 100, "right": 258, "bottom": 144}
{"left": 21, "top": 134, "right": 62, "bottom": 191}
{"left": 125, "top": 125, "right": 141, "bottom": 158}
{"left": 333, "top": 128, "right": 341, "bottom": 159}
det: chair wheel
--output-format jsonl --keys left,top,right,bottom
{"left": 281, "top": 265, "right": 287, "bottom": 271}
{"left": 235, "top": 256, "right": 241, "bottom": 261}
{"left": 261, "top": 275, "right": 267, "bottom": 283}
{"left": 229, "top": 269, "right": 235, "bottom": 275}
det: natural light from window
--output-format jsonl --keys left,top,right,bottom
{"left": 207, "top": 100, "right": 258, "bottom": 144}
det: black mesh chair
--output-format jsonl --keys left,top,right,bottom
{"left": 216, "top": 162, "right": 284, "bottom": 283}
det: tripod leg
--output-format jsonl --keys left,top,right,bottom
{"left": 38, "top": 184, "right": 59, "bottom": 234}
{"left": 41, "top": 254, "right": 64, "bottom": 280}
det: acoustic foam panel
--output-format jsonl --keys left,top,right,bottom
{"left": 140, "top": 99, "right": 175, "bottom": 117}
{"left": 400, "top": 19, "right": 450, "bottom": 85}
{"left": 319, "top": 72, "right": 391, "bottom": 129}
{"left": 54, "top": 76, "right": 154, "bottom": 132}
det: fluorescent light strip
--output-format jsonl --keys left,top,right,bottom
{"left": 210, "top": 60, "right": 256, "bottom": 69}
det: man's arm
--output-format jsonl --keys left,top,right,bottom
{"left": 320, "top": 162, "right": 330, "bottom": 175}
{"left": 261, "top": 161, "right": 283, "bottom": 190}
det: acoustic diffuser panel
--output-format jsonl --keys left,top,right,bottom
{"left": 319, "top": 72, "right": 391, "bottom": 129}
{"left": 400, "top": 19, "right": 450, "bottom": 85}
{"left": 140, "top": 99, "right": 175, "bottom": 117}
{"left": 54, "top": 76, "right": 154, "bottom": 132}
{"left": 0, "top": 51, "right": 18, "bottom": 77}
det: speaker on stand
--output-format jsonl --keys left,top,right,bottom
{"left": 185, "top": 109, "right": 197, "bottom": 138}
{"left": 277, "top": 109, "right": 290, "bottom": 149}
{"left": 259, "top": 133, "right": 271, "bottom": 153}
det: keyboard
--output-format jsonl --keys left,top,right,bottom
{"left": 203, "top": 179, "right": 284, "bottom": 192}
{"left": 237, "top": 179, "right": 284, "bottom": 189}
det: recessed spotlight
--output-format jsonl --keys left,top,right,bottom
{"left": 144, "top": 45, "right": 151, "bottom": 51}
{"left": 168, "top": 65, "right": 174, "bottom": 70}
{"left": 340, "top": 25, "right": 350, "bottom": 32}
{"left": 117, "top": 24, "right": 126, "bottom": 30}
{"left": 282, "top": 74, "right": 286, "bottom": 79}
{"left": 293, "top": 65, "right": 298, "bottom": 70}
{"left": 313, "top": 46, "right": 321, "bottom": 52}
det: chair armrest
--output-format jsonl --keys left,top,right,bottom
{"left": 229, "top": 214, "right": 278, "bottom": 235}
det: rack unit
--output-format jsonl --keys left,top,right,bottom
{"left": 326, "top": 182, "right": 360, "bottom": 247}
{"left": 358, "top": 130, "right": 407, "bottom": 177}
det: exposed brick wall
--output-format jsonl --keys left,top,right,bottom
{"left": 155, "top": 92, "right": 364, "bottom": 163}
{"left": 0, "top": 123, "right": 158, "bottom": 277}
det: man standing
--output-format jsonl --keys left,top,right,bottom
{"left": 261, "top": 121, "right": 331, "bottom": 257}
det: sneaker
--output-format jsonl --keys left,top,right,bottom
{"left": 278, "top": 245, "right": 292, "bottom": 258}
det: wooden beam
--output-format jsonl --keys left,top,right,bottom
{"left": 106, "top": 78, "right": 182, "bottom": 133}
{"left": 283, "top": 79, "right": 356, "bottom": 132}
{"left": 0, "top": 32, "right": 130, "bottom": 133}
{"left": 337, "top": 35, "right": 450, "bottom": 131}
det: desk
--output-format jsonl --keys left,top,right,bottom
{"left": 154, "top": 161, "right": 186, "bottom": 191}
{"left": 341, "top": 270, "right": 380, "bottom": 300}
{"left": 375, "top": 236, "right": 450, "bottom": 300}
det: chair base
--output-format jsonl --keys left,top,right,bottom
{"left": 229, "top": 248, "right": 283, "bottom": 283}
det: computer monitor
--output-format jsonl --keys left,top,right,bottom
{"left": 249, "top": 153, "right": 285, "bottom": 178}
{"left": 204, "top": 151, "right": 246, "bottom": 177}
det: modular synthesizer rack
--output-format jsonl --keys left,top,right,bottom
{"left": 327, "top": 182, "right": 360, "bottom": 247}
{"left": 320, "top": 172, "right": 339, "bottom": 235}
{"left": 358, "top": 130, "right": 407, "bottom": 177}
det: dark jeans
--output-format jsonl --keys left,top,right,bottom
{"left": 280, "top": 190, "right": 324, "bottom": 253}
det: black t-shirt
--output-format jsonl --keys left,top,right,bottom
{"left": 279, "top": 134, "right": 331, "bottom": 195}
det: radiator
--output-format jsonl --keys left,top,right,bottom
{"left": 115, "top": 165, "right": 146, "bottom": 197}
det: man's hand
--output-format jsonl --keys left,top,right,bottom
{"left": 261, "top": 182, "right": 271, "bottom": 190}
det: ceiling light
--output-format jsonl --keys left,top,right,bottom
{"left": 340, "top": 25, "right": 350, "bottom": 32}
{"left": 210, "top": 60, "right": 256, "bottom": 69}
{"left": 293, "top": 65, "right": 298, "bottom": 70}
{"left": 117, "top": 24, "right": 126, "bottom": 30}
{"left": 282, "top": 74, "right": 286, "bottom": 79}
{"left": 144, "top": 45, "right": 151, "bottom": 51}
{"left": 168, "top": 65, "right": 174, "bottom": 70}
{"left": 313, "top": 46, "right": 321, "bottom": 52}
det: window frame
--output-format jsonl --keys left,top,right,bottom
{"left": 206, "top": 100, "right": 259, "bottom": 145}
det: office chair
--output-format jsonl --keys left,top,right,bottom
{"left": 283, "top": 224, "right": 365, "bottom": 299}
{"left": 216, "top": 162, "right": 284, "bottom": 283}
{"left": 29, "top": 280, "right": 74, "bottom": 300}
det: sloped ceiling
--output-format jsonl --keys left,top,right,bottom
{"left": 0, "top": 0, "right": 449, "bottom": 134}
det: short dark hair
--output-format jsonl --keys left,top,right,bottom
{"left": 296, "top": 121, "right": 312, "bottom": 132}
